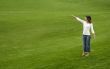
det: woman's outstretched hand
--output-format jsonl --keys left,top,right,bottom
{"left": 72, "top": 15, "right": 77, "bottom": 18}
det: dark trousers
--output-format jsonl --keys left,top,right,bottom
{"left": 83, "top": 35, "right": 91, "bottom": 52}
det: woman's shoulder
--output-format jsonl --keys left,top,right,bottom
{"left": 90, "top": 23, "right": 94, "bottom": 26}
{"left": 82, "top": 20, "right": 87, "bottom": 23}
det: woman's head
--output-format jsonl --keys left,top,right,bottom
{"left": 85, "top": 16, "right": 92, "bottom": 23}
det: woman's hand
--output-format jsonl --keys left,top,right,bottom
{"left": 93, "top": 33, "right": 96, "bottom": 39}
{"left": 72, "top": 15, "right": 77, "bottom": 18}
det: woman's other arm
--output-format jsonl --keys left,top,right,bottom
{"left": 91, "top": 24, "right": 96, "bottom": 39}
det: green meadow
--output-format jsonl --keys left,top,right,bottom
{"left": 0, "top": 0, "right": 110, "bottom": 69}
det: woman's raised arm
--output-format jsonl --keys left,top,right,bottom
{"left": 72, "top": 15, "right": 85, "bottom": 23}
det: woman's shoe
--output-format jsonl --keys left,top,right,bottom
{"left": 85, "top": 53, "right": 90, "bottom": 56}
{"left": 82, "top": 52, "right": 85, "bottom": 56}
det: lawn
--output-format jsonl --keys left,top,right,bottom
{"left": 0, "top": 0, "right": 110, "bottom": 69}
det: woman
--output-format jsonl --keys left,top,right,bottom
{"left": 73, "top": 15, "right": 95, "bottom": 56}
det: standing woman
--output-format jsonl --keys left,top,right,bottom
{"left": 73, "top": 15, "right": 95, "bottom": 56}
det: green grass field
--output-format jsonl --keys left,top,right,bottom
{"left": 0, "top": 0, "right": 110, "bottom": 69}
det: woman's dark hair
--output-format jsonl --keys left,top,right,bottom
{"left": 86, "top": 16, "right": 91, "bottom": 23}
